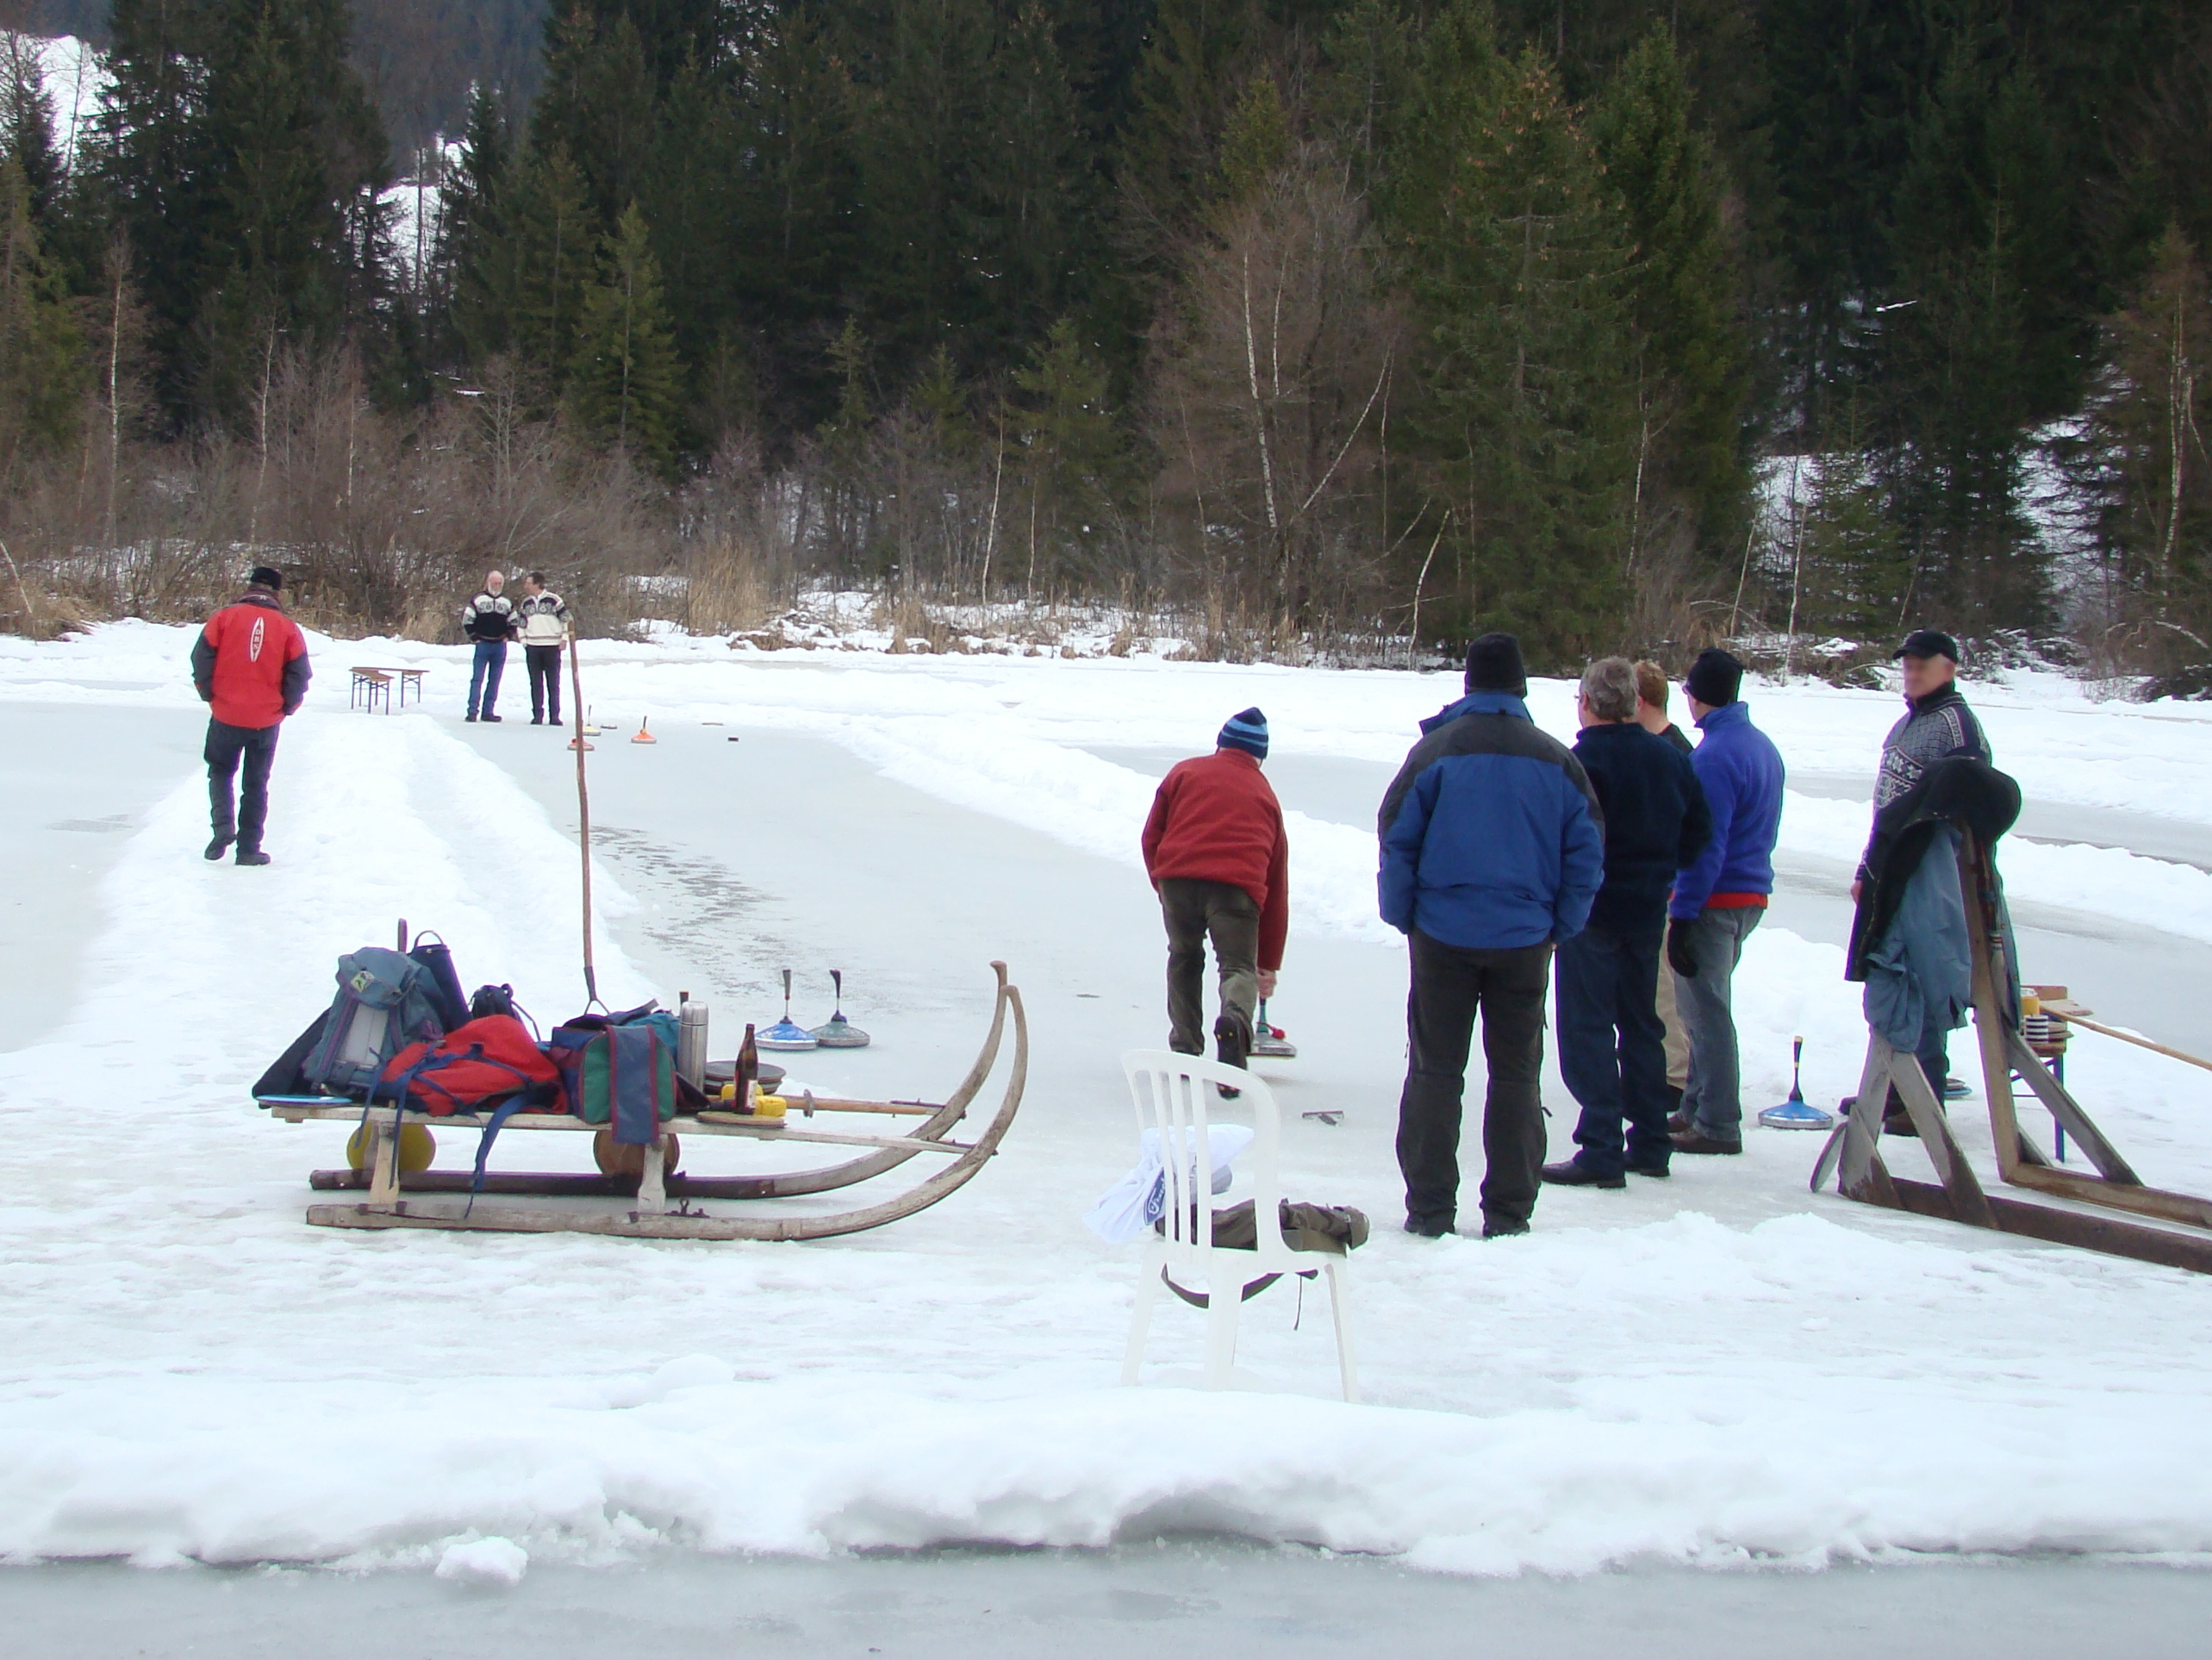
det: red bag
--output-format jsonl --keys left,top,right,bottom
{"left": 377, "top": 1014, "right": 559, "bottom": 1115}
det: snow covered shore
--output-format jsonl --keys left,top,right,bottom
{"left": 3, "top": 623, "right": 2211, "bottom": 1576}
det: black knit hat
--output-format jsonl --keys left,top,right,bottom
{"left": 1684, "top": 647, "right": 1744, "bottom": 708}
{"left": 248, "top": 565, "right": 283, "bottom": 592}
{"left": 1464, "top": 633, "right": 1527, "bottom": 696}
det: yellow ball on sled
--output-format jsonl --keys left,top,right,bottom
{"left": 345, "top": 1122, "right": 438, "bottom": 1173}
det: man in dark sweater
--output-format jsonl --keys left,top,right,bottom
{"left": 1542, "top": 659, "right": 1711, "bottom": 1187}
{"left": 1379, "top": 633, "right": 1603, "bottom": 1239}
{"left": 1140, "top": 708, "right": 1290, "bottom": 1076}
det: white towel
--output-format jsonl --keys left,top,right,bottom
{"left": 1083, "top": 1124, "right": 1254, "bottom": 1244}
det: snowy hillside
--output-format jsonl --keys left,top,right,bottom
{"left": 3, "top": 625, "right": 2212, "bottom": 1576}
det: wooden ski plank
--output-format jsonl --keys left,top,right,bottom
{"left": 1878, "top": 1176, "right": 2212, "bottom": 1276}
{"left": 2003, "top": 1165, "right": 2212, "bottom": 1230}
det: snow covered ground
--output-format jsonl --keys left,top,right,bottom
{"left": 4, "top": 622, "right": 2212, "bottom": 1595}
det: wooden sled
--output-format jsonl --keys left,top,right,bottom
{"left": 1816, "top": 834, "right": 2212, "bottom": 1276}
{"left": 266, "top": 962, "right": 1027, "bottom": 1242}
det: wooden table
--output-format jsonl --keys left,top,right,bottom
{"left": 348, "top": 666, "right": 427, "bottom": 712}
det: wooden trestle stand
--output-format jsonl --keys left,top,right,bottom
{"left": 1816, "top": 830, "right": 2212, "bottom": 1275}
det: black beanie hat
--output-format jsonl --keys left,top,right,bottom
{"left": 248, "top": 565, "right": 284, "bottom": 592}
{"left": 1464, "top": 633, "right": 1527, "bottom": 696}
{"left": 1684, "top": 647, "right": 1744, "bottom": 708}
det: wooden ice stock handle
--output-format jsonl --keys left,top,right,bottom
{"left": 2061, "top": 1012, "right": 2212, "bottom": 1077}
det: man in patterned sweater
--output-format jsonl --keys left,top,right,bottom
{"left": 1854, "top": 630, "right": 1991, "bottom": 898}
{"left": 1848, "top": 629, "right": 1991, "bottom": 1127}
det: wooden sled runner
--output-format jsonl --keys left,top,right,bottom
{"left": 1816, "top": 834, "right": 2212, "bottom": 1276}
{"left": 266, "top": 962, "right": 1027, "bottom": 1242}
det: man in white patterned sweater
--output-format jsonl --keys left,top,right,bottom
{"left": 515, "top": 571, "right": 572, "bottom": 726}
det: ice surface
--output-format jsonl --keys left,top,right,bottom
{"left": 3, "top": 625, "right": 2212, "bottom": 1578}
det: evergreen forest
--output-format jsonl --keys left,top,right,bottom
{"left": 0, "top": 0, "right": 2209, "bottom": 679}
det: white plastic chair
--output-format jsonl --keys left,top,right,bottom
{"left": 1118, "top": 1049, "right": 1359, "bottom": 1402}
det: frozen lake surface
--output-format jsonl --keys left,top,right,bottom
{"left": 3, "top": 624, "right": 2211, "bottom": 1632}
{"left": 9, "top": 1547, "right": 2212, "bottom": 1658}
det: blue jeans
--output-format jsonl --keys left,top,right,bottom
{"left": 467, "top": 640, "right": 507, "bottom": 718}
{"left": 1555, "top": 922, "right": 1672, "bottom": 1176}
{"left": 1674, "top": 905, "right": 1763, "bottom": 1140}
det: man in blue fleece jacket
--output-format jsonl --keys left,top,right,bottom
{"left": 1667, "top": 649, "right": 1785, "bottom": 1153}
{"left": 1378, "top": 633, "right": 1604, "bottom": 1239}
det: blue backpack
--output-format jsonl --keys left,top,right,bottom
{"left": 301, "top": 947, "right": 447, "bottom": 1099}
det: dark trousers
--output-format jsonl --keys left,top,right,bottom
{"left": 467, "top": 640, "right": 507, "bottom": 717}
{"left": 1157, "top": 877, "right": 1260, "bottom": 1056}
{"left": 1396, "top": 929, "right": 1552, "bottom": 1232}
{"left": 525, "top": 644, "right": 563, "bottom": 721}
{"left": 1556, "top": 922, "right": 1672, "bottom": 1176}
{"left": 204, "top": 719, "right": 279, "bottom": 851}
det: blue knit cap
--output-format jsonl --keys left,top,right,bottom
{"left": 1217, "top": 707, "right": 1268, "bottom": 760}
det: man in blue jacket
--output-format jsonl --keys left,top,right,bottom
{"left": 1379, "top": 633, "right": 1604, "bottom": 1239}
{"left": 1667, "top": 649, "right": 1785, "bottom": 1154}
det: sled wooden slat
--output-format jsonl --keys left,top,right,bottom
{"left": 284, "top": 962, "right": 1027, "bottom": 1242}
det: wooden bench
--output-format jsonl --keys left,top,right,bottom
{"left": 349, "top": 666, "right": 427, "bottom": 712}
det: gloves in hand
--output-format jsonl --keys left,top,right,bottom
{"left": 1667, "top": 918, "right": 1699, "bottom": 979}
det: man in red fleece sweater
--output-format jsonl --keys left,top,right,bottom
{"left": 1139, "top": 708, "right": 1288, "bottom": 1074}
{"left": 190, "top": 565, "right": 310, "bottom": 865}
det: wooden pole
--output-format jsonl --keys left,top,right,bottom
{"left": 2064, "top": 1014, "right": 2212, "bottom": 1077}
{"left": 567, "top": 627, "right": 600, "bottom": 1008}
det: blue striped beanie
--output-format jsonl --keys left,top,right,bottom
{"left": 1217, "top": 707, "right": 1268, "bottom": 760}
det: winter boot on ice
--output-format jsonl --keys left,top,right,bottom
{"left": 204, "top": 834, "right": 234, "bottom": 861}
{"left": 1212, "top": 1012, "right": 1250, "bottom": 1098}
{"left": 235, "top": 847, "right": 271, "bottom": 867}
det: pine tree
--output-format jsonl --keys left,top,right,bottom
{"left": 1591, "top": 25, "right": 1750, "bottom": 560}
{"left": 1011, "top": 315, "right": 1126, "bottom": 593}
{"left": 1, "top": 37, "right": 64, "bottom": 233}
{"left": 97, "top": 0, "right": 225, "bottom": 421}
{"left": 98, "top": 0, "right": 389, "bottom": 428}
{"left": 1882, "top": 41, "right": 2072, "bottom": 630}
{"left": 1213, "top": 76, "right": 1291, "bottom": 206}
{"left": 0, "top": 153, "right": 86, "bottom": 471}
{"left": 969, "top": 2, "right": 1089, "bottom": 361}
{"left": 1117, "top": 0, "right": 1256, "bottom": 255}
{"left": 2078, "top": 225, "right": 2212, "bottom": 673}
{"left": 723, "top": 9, "right": 857, "bottom": 410}
{"left": 569, "top": 203, "right": 682, "bottom": 471}
{"left": 576, "top": 0, "right": 732, "bottom": 87}
{"left": 503, "top": 144, "right": 595, "bottom": 392}
{"left": 855, "top": 0, "right": 996, "bottom": 367}
{"left": 440, "top": 83, "right": 512, "bottom": 361}
{"left": 1791, "top": 409, "right": 1908, "bottom": 650}
{"left": 1385, "top": 6, "right": 1639, "bottom": 663}
{"left": 532, "top": 7, "right": 658, "bottom": 235}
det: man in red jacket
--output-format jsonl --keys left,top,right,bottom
{"left": 190, "top": 566, "right": 310, "bottom": 865}
{"left": 1139, "top": 708, "right": 1289, "bottom": 1077}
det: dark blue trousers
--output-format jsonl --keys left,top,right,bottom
{"left": 467, "top": 640, "right": 507, "bottom": 718}
{"left": 1555, "top": 921, "right": 1673, "bottom": 1176}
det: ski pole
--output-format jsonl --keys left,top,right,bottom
{"left": 567, "top": 625, "right": 601, "bottom": 1009}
